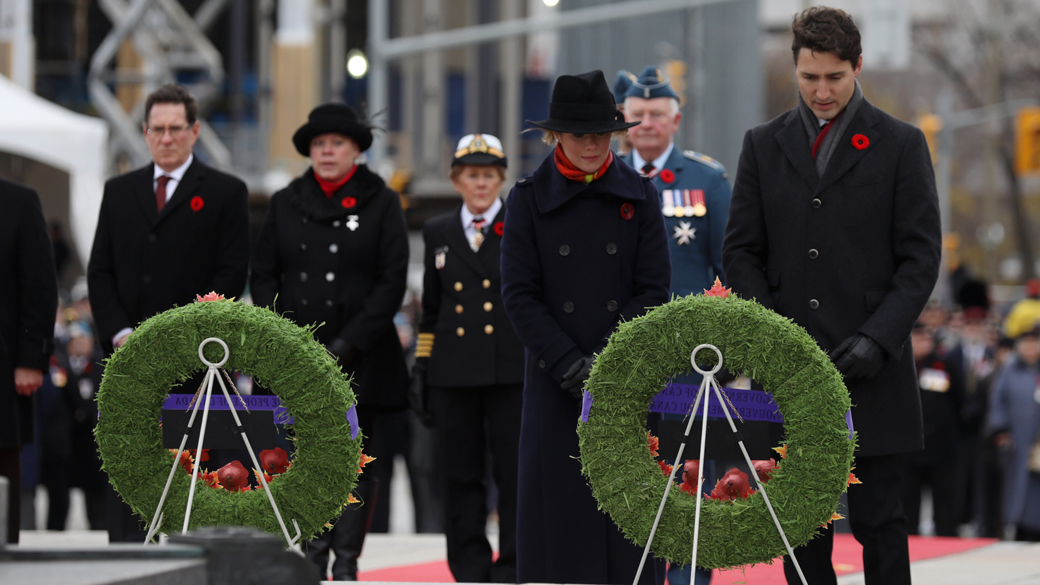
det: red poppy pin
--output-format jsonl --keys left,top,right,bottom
{"left": 190, "top": 196, "right": 204, "bottom": 212}
{"left": 341, "top": 196, "right": 357, "bottom": 209}
{"left": 852, "top": 134, "right": 869, "bottom": 150}
{"left": 659, "top": 169, "right": 675, "bottom": 184}
{"left": 493, "top": 221, "right": 504, "bottom": 236}
{"left": 620, "top": 203, "right": 635, "bottom": 220}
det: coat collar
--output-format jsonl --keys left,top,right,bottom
{"left": 288, "top": 164, "right": 386, "bottom": 221}
{"left": 138, "top": 157, "right": 205, "bottom": 225}
{"left": 533, "top": 150, "right": 645, "bottom": 214}
{"left": 445, "top": 203, "right": 506, "bottom": 276}
{"left": 776, "top": 100, "right": 882, "bottom": 195}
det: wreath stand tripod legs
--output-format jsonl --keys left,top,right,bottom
{"left": 632, "top": 344, "right": 809, "bottom": 585}
{"left": 144, "top": 338, "right": 302, "bottom": 552}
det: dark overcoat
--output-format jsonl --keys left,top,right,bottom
{"left": 251, "top": 166, "right": 409, "bottom": 410}
{"left": 500, "top": 153, "right": 671, "bottom": 584}
{"left": 419, "top": 204, "right": 524, "bottom": 387}
{"left": 0, "top": 179, "right": 58, "bottom": 448}
{"left": 722, "top": 100, "right": 942, "bottom": 456}
{"left": 87, "top": 158, "right": 250, "bottom": 355}
{"left": 622, "top": 146, "right": 731, "bottom": 296}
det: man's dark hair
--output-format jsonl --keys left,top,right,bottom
{"left": 144, "top": 84, "right": 198, "bottom": 125}
{"left": 791, "top": 6, "right": 861, "bottom": 67}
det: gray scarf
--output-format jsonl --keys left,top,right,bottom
{"left": 798, "top": 80, "right": 864, "bottom": 176}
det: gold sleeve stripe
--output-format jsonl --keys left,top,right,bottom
{"left": 415, "top": 333, "right": 435, "bottom": 358}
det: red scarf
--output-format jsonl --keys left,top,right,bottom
{"left": 314, "top": 165, "right": 357, "bottom": 197}
{"left": 554, "top": 145, "right": 613, "bottom": 184}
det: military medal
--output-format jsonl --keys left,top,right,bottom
{"left": 691, "top": 189, "right": 706, "bottom": 217}
{"left": 346, "top": 215, "right": 360, "bottom": 231}
{"left": 672, "top": 189, "right": 685, "bottom": 217}
{"left": 435, "top": 246, "right": 447, "bottom": 270}
{"left": 673, "top": 220, "right": 695, "bottom": 245}
{"left": 682, "top": 190, "right": 695, "bottom": 217}
{"left": 661, "top": 190, "right": 675, "bottom": 217}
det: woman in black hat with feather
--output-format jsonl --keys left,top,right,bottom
{"left": 251, "top": 103, "right": 410, "bottom": 581}
{"left": 500, "top": 70, "right": 671, "bottom": 584}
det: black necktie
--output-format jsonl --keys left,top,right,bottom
{"left": 641, "top": 162, "right": 655, "bottom": 175}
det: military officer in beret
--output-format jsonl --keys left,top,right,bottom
{"left": 251, "top": 102, "right": 409, "bottom": 581}
{"left": 410, "top": 133, "right": 524, "bottom": 583}
{"left": 622, "top": 65, "right": 731, "bottom": 297}
{"left": 501, "top": 70, "right": 671, "bottom": 585}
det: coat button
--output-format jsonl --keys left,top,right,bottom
{"left": 329, "top": 243, "right": 339, "bottom": 253}
{"left": 606, "top": 243, "right": 617, "bottom": 255}
{"left": 301, "top": 217, "right": 308, "bottom": 224}
{"left": 564, "top": 301, "right": 574, "bottom": 313}
{"left": 300, "top": 272, "right": 308, "bottom": 282}
{"left": 808, "top": 248, "right": 819, "bottom": 259}
{"left": 607, "top": 300, "right": 618, "bottom": 312}
{"left": 326, "top": 272, "right": 335, "bottom": 282}
{"left": 811, "top": 198, "right": 822, "bottom": 209}
{"left": 456, "top": 327, "right": 465, "bottom": 337}
{"left": 483, "top": 302, "right": 493, "bottom": 312}
{"left": 147, "top": 234, "right": 156, "bottom": 243}
{"left": 455, "top": 304, "right": 464, "bottom": 314}
{"left": 142, "top": 274, "right": 152, "bottom": 283}
{"left": 484, "top": 324, "right": 494, "bottom": 335}
{"left": 559, "top": 245, "right": 570, "bottom": 256}
{"left": 325, "top": 300, "right": 334, "bottom": 307}
{"left": 454, "top": 281, "right": 463, "bottom": 291}
{"left": 809, "top": 299, "right": 819, "bottom": 310}
{"left": 301, "top": 298, "right": 309, "bottom": 306}
{"left": 300, "top": 243, "right": 307, "bottom": 252}
{"left": 538, "top": 359, "right": 546, "bottom": 368}
{"left": 333, "top": 220, "right": 341, "bottom": 228}
{"left": 482, "top": 279, "right": 491, "bottom": 289}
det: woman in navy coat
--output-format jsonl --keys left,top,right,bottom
{"left": 500, "top": 70, "right": 671, "bottom": 585}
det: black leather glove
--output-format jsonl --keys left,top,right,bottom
{"left": 560, "top": 355, "right": 594, "bottom": 398}
{"left": 408, "top": 358, "right": 435, "bottom": 428}
{"left": 831, "top": 334, "right": 885, "bottom": 379}
{"left": 327, "top": 338, "right": 357, "bottom": 369}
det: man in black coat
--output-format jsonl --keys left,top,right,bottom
{"left": 0, "top": 178, "right": 58, "bottom": 545}
{"left": 722, "top": 8, "right": 941, "bottom": 585}
{"left": 87, "top": 84, "right": 250, "bottom": 541}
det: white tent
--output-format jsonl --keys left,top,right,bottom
{"left": 0, "top": 73, "right": 108, "bottom": 268}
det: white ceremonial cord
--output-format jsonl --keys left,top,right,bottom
{"left": 181, "top": 339, "right": 227, "bottom": 534}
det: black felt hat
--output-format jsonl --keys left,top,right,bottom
{"left": 526, "top": 70, "right": 640, "bottom": 134}
{"left": 293, "top": 103, "right": 373, "bottom": 156}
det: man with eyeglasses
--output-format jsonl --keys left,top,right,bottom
{"left": 87, "top": 83, "right": 249, "bottom": 542}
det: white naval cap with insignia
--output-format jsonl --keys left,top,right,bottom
{"left": 453, "top": 133, "right": 508, "bottom": 168}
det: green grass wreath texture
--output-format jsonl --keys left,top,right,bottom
{"left": 578, "top": 293, "right": 855, "bottom": 569}
{"left": 95, "top": 298, "right": 361, "bottom": 539}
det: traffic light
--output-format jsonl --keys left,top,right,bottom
{"left": 1015, "top": 107, "right": 1040, "bottom": 176}
{"left": 916, "top": 113, "right": 942, "bottom": 164}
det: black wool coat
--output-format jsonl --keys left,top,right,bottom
{"left": 87, "top": 158, "right": 250, "bottom": 355}
{"left": 722, "top": 100, "right": 942, "bottom": 456}
{"left": 251, "top": 166, "right": 409, "bottom": 410}
{"left": 501, "top": 153, "right": 670, "bottom": 584}
{"left": 0, "top": 178, "right": 58, "bottom": 448}
{"left": 419, "top": 204, "right": 524, "bottom": 388}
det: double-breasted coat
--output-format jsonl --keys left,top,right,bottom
{"left": 722, "top": 99, "right": 942, "bottom": 456}
{"left": 0, "top": 178, "right": 58, "bottom": 448}
{"left": 987, "top": 356, "right": 1040, "bottom": 532}
{"left": 251, "top": 166, "right": 409, "bottom": 410}
{"left": 419, "top": 205, "right": 524, "bottom": 387}
{"left": 622, "top": 146, "right": 731, "bottom": 296}
{"left": 500, "top": 153, "right": 671, "bottom": 584}
{"left": 87, "top": 158, "right": 250, "bottom": 355}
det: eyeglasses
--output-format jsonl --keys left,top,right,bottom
{"left": 146, "top": 125, "right": 191, "bottom": 137}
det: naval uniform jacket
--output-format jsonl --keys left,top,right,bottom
{"left": 0, "top": 179, "right": 58, "bottom": 448}
{"left": 622, "top": 146, "right": 731, "bottom": 296}
{"left": 87, "top": 158, "right": 250, "bottom": 355}
{"left": 251, "top": 166, "right": 409, "bottom": 410}
{"left": 500, "top": 153, "right": 670, "bottom": 584}
{"left": 722, "top": 99, "right": 941, "bottom": 456}
{"left": 419, "top": 205, "right": 524, "bottom": 387}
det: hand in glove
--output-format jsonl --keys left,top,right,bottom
{"left": 831, "top": 334, "right": 885, "bottom": 379}
{"left": 408, "top": 358, "right": 435, "bottom": 428}
{"left": 560, "top": 355, "right": 594, "bottom": 398}
{"left": 327, "top": 338, "right": 358, "bottom": 369}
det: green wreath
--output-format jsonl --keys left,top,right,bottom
{"left": 578, "top": 289, "right": 855, "bottom": 569}
{"left": 95, "top": 297, "right": 362, "bottom": 539}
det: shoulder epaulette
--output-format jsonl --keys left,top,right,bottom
{"left": 683, "top": 150, "right": 727, "bottom": 175}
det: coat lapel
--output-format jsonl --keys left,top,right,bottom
{"left": 776, "top": 109, "right": 819, "bottom": 192}
{"left": 815, "top": 103, "right": 881, "bottom": 194}
{"left": 446, "top": 205, "right": 486, "bottom": 275}
{"left": 476, "top": 206, "right": 506, "bottom": 276}
{"left": 136, "top": 164, "right": 159, "bottom": 224}
{"left": 156, "top": 158, "right": 204, "bottom": 224}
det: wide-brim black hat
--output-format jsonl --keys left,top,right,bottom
{"left": 526, "top": 70, "right": 640, "bottom": 134}
{"left": 293, "top": 103, "right": 373, "bottom": 156}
